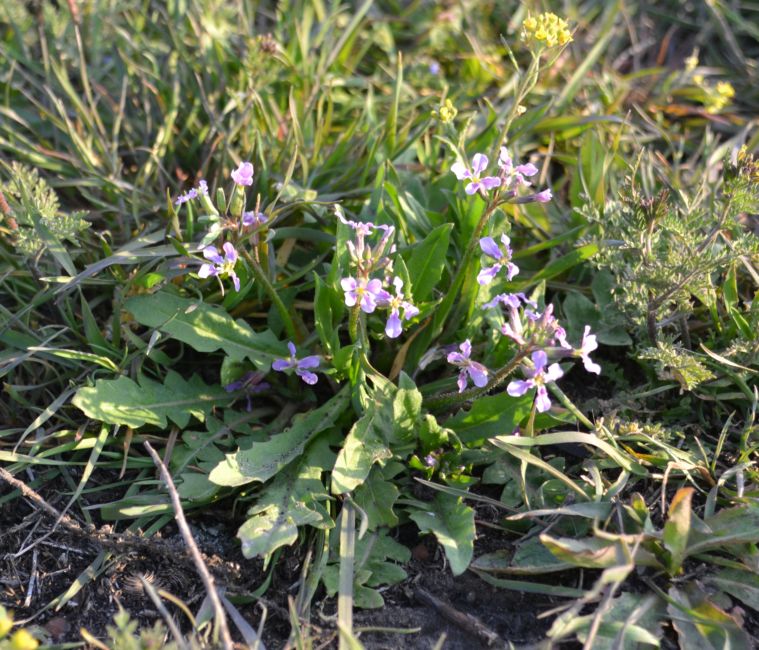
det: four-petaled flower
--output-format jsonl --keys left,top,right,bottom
{"left": 231, "top": 161, "right": 254, "bottom": 186}
{"left": 341, "top": 277, "right": 389, "bottom": 314}
{"left": 507, "top": 350, "right": 564, "bottom": 413}
{"left": 447, "top": 339, "right": 489, "bottom": 393}
{"left": 577, "top": 326, "right": 601, "bottom": 374}
{"left": 477, "top": 235, "right": 519, "bottom": 285}
{"left": 380, "top": 277, "right": 420, "bottom": 338}
{"left": 242, "top": 211, "right": 267, "bottom": 228}
{"left": 498, "top": 147, "right": 539, "bottom": 188}
{"left": 272, "top": 342, "right": 321, "bottom": 384}
{"left": 224, "top": 371, "right": 269, "bottom": 412}
{"left": 451, "top": 154, "right": 501, "bottom": 195}
{"left": 198, "top": 242, "right": 240, "bottom": 292}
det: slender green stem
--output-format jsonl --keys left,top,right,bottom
{"left": 242, "top": 249, "right": 304, "bottom": 343}
{"left": 424, "top": 347, "right": 530, "bottom": 411}
{"left": 348, "top": 305, "right": 360, "bottom": 342}
{"left": 548, "top": 382, "right": 594, "bottom": 429}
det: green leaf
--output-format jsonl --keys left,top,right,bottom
{"left": 687, "top": 505, "right": 759, "bottom": 554}
{"left": 72, "top": 371, "right": 232, "bottom": 428}
{"left": 446, "top": 392, "right": 533, "bottom": 445}
{"left": 540, "top": 534, "right": 661, "bottom": 570}
{"left": 408, "top": 493, "right": 475, "bottom": 576}
{"left": 332, "top": 380, "right": 422, "bottom": 494}
{"left": 237, "top": 435, "right": 334, "bottom": 560}
{"left": 353, "top": 467, "right": 400, "bottom": 530}
{"left": 125, "top": 292, "right": 283, "bottom": 369}
{"left": 210, "top": 387, "right": 349, "bottom": 487}
{"left": 472, "top": 537, "right": 574, "bottom": 575}
{"left": 663, "top": 487, "right": 693, "bottom": 574}
{"left": 706, "top": 569, "right": 759, "bottom": 611}
{"left": 405, "top": 223, "right": 452, "bottom": 301}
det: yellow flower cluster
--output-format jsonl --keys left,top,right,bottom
{"left": 431, "top": 98, "right": 458, "bottom": 124}
{"left": 521, "top": 12, "right": 572, "bottom": 49}
{"left": 703, "top": 80, "right": 735, "bottom": 112}
{"left": 0, "top": 608, "right": 38, "bottom": 650}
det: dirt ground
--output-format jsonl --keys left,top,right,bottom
{"left": 0, "top": 481, "right": 561, "bottom": 649}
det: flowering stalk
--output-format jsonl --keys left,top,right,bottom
{"left": 241, "top": 249, "right": 305, "bottom": 344}
{"left": 424, "top": 345, "right": 531, "bottom": 411}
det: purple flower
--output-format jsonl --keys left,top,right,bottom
{"left": 498, "top": 147, "right": 539, "bottom": 188}
{"left": 380, "top": 277, "right": 420, "bottom": 338}
{"left": 272, "top": 342, "right": 321, "bottom": 385}
{"left": 578, "top": 326, "right": 601, "bottom": 374}
{"left": 447, "top": 339, "right": 489, "bottom": 393}
{"left": 451, "top": 154, "right": 502, "bottom": 195}
{"left": 477, "top": 235, "right": 519, "bottom": 285}
{"left": 231, "top": 162, "right": 254, "bottom": 186}
{"left": 424, "top": 454, "right": 438, "bottom": 467}
{"left": 225, "top": 371, "right": 269, "bottom": 411}
{"left": 429, "top": 61, "right": 441, "bottom": 75}
{"left": 242, "top": 211, "right": 267, "bottom": 227}
{"left": 533, "top": 189, "right": 552, "bottom": 203}
{"left": 198, "top": 242, "right": 240, "bottom": 292}
{"left": 174, "top": 179, "right": 209, "bottom": 206}
{"left": 340, "top": 277, "right": 389, "bottom": 314}
{"left": 507, "top": 350, "right": 564, "bottom": 413}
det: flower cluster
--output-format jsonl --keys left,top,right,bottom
{"left": 451, "top": 151, "right": 552, "bottom": 202}
{"left": 175, "top": 179, "right": 208, "bottom": 206}
{"left": 338, "top": 212, "right": 419, "bottom": 339}
{"left": 521, "top": 12, "right": 572, "bottom": 49}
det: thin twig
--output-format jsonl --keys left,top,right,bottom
{"left": 143, "top": 441, "right": 234, "bottom": 650}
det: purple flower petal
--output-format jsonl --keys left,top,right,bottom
{"left": 447, "top": 351, "right": 466, "bottom": 364}
{"left": 471, "top": 153, "right": 488, "bottom": 175}
{"left": 506, "top": 262, "right": 520, "bottom": 280}
{"left": 231, "top": 161, "right": 254, "bottom": 186}
{"left": 583, "top": 357, "right": 602, "bottom": 375}
{"left": 544, "top": 363, "right": 564, "bottom": 382}
{"left": 479, "top": 237, "right": 502, "bottom": 260}
{"left": 498, "top": 147, "right": 512, "bottom": 168}
{"left": 451, "top": 162, "right": 470, "bottom": 180}
{"left": 297, "top": 369, "right": 319, "bottom": 385}
{"left": 481, "top": 176, "right": 501, "bottom": 189}
{"left": 532, "top": 350, "right": 548, "bottom": 373}
{"left": 296, "top": 355, "right": 321, "bottom": 369}
{"left": 223, "top": 242, "right": 238, "bottom": 263}
{"left": 477, "top": 264, "right": 501, "bottom": 286}
{"left": 460, "top": 339, "right": 472, "bottom": 358}
{"left": 403, "top": 303, "right": 420, "bottom": 319}
{"left": 230, "top": 272, "right": 241, "bottom": 292}
{"left": 385, "top": 310, "right": 402, "bottom": 338}
{"left": 534, "top": 386, "right": 552, "bottom": 412}
{"left": 507, "top": 379, "right": 533, "bottom": 397}
{"left": 198, "top": 263, "right": 215, "bottom": 279}
{"left": 534, "top": 189, "right": 552, "bottom": 203}
{"left": 287, "top": 341, "right": 297, "bottom": 358}
{"left": 457, "top": 371, "right": 468, "bottom": 393}
{"left": 464, "top": 181, "right": 480, "bottom": 195}
{"left": 516, "top": 163, "right": 539, "bottom": 177}
{"left": 468, "top": 362, "right": 489, "bottom": 387}
{"left": 272, "top": 359, "right": 292, "bottom": 371}
{"left": 203, "top": 246, "right": 224, "bottom": 263}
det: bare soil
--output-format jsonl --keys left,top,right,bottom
{"left": 0, "top": 481, "right": 559, "bottom": 649}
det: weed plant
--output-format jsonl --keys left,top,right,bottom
{"left": 1, "top": 1, "right": 758, "bottom": 648}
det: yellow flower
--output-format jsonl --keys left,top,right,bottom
{"left": 432, "top": 98, "right": 458, "bottom": 124}
{"left": 715, "top": 81, "right": 735, "bottom": 98}
{"left": 521, "top": 12, "right": 573, "bottom": 51}
{"left": 0, "top": 607, "right": 13, "bottom": 638}
{"left": 9, "top": 629, "right": 38, "bottom": 650}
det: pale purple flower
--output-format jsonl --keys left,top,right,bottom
{"left": 578, "top": 326, "right": 601, "bottom": 374}
{"left": 340, "top": 277, "right": 389, "bottom": 313}
{"left": 175, "top": 179, "right": 208, "bottom": 206}
{"left": 380, "top": 277, "right": 420, "bottom": 338}
{"left": 429, "top": 61, "right": 441, "bottom": 75}
{"left": 534, "top": 189, "right": 552, "bottom": 203}
{"left": 198, "top": 242, "right": 240, "bottom": 292}
{"left": 507, "top": 350, "right": 564, "bottom": 413}
{"left": 231, "top": 161, "right": 254, "bottom": 186}
{"left": 477, "top": 235, "right": 519, "bottom": 285}
{"left": 242, "top": 211, "right": 268, "bottom": 227}
{"left": 447, "top": 339, "right": 489, "bottom": 393}
{"left": 272, "top": 342, "right": 321, "bottom": 385}
{"left": 498, "top": 147, "right": 539, "bottom": 188}
{"left": 424, "top": 454, "right": 438, "bottom": 467}
{"left": 225, "top": 371, "right": 269, "bottom": 412}
{"left": 451, "top": 154, "right": 502, "bottom": 195}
